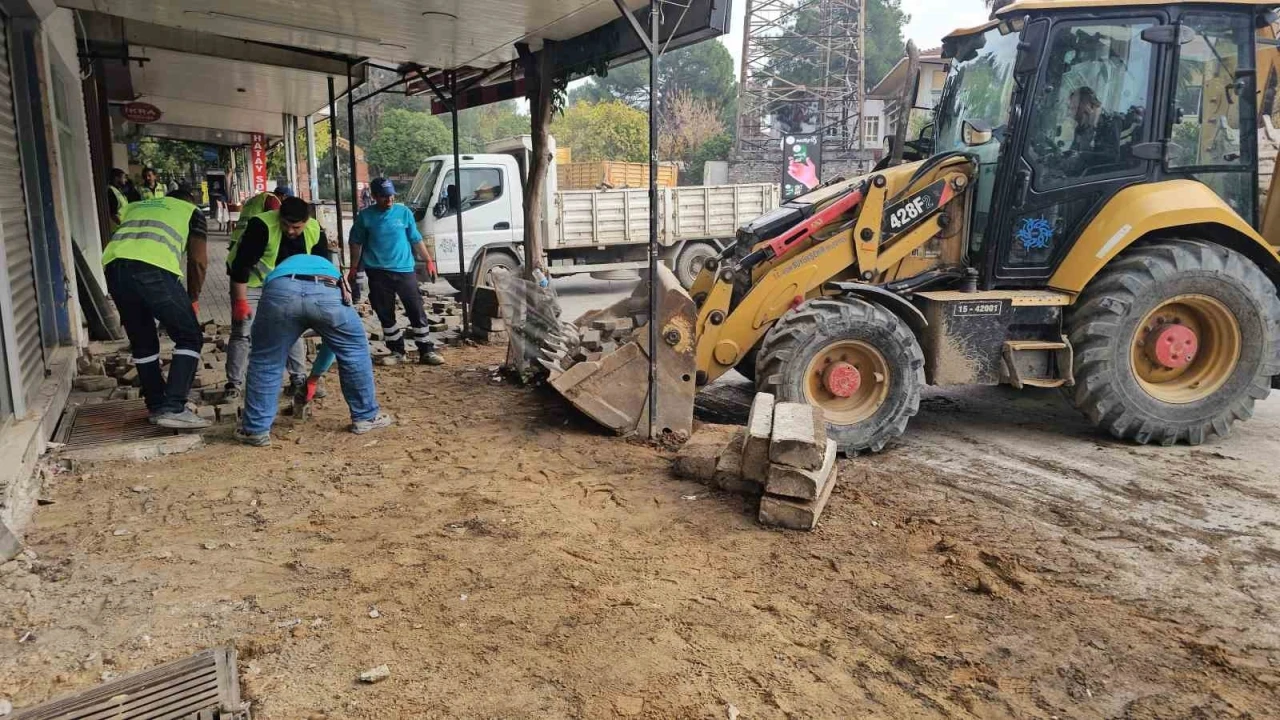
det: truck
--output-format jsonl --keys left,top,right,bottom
{"left": 402, "top": 135, "right": 780, "bottom": 289}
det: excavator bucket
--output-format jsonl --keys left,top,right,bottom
{"left": 541, "top": 265, "right": 698, "bottom": 440}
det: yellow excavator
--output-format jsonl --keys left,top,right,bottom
{"left": 538, "top": 0, "right": 1280, "bottom": 453}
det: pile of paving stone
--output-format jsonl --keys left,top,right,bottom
{"left": 673, "top": 393, "right": 840, "bottom": 531}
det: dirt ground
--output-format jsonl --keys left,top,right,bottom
{"left": 2, "top": 343, "right": 1278, "bottom": 719}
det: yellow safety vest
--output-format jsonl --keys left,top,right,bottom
{"left": 108, "top": 185, "right": 129, "bottom": 219}
{"left": 139, "top": 184, "right": 166, "bottom": 201}
{"left": 102, "top": 197, "right": 196, "bottom": 277}
{"left": 228, "top": 210, "right": 321, "bottom": 287}
{"left": 230, "top": 191, "right": 273, "bottom": 245}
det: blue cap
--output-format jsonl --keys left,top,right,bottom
{"left": 273, "top": 185, "right": 293, "bottom": 197}
{"left": 371, "top": 177, "right": 395, "bottom": 197}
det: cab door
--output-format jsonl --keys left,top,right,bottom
{"left": 984, "top": 14, "right": 1163, "bottom": 287}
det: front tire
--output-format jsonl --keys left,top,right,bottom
{"left": 756, "top": 297, "right": 925, "bottom": 453}
{"left": 1066, "top": 239, "right": 1280, "bottom": 445}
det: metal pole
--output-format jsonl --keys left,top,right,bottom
{"left": 305, "top": 114, "right": 320, "bottom": 202}
{"left": 647, "top": 0, "right": 660, "bottom": 439}
{"left": 328, "top": 76, "right": 346, "bottom": 269}
{"left": 451, "top": 70, "right": 470, "bottom": 334}
{"left": 346, "top": 62, "right": 359, "bottom": 217}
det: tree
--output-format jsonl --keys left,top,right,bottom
{"left": 761, "top": 0, "right": 909, "bottom": 95}
{"left": 865, "top": 0, "right": 910, "bottom": 88}
{"left": 134, "top": 138, "right": 210, "bottom": 183}
{"left": 266, "top": 118, "right": 331, "bottom": 180}
{"left": 685, "top": 133, "right": 733, "bottom": 185}
{"left": 570, "top": 41, "right": 737, "bottom": 127}
{"left": 452, "top": 101, "right": 531, "bottom": 152}
{"left": 658, "top": 91, "right": 725, "bottom": 180}
{"left": 551, "top": 101, "right": 649, "bottom": 162}
{"left": 367, "top": 109, "right": 452, "bottom": 177}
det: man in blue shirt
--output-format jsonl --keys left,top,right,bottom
{"left": 235, "top": 253, "right": 392, "bottom": 446}
{"left": 348, "top": 177, "right": 444, "bottom": 365}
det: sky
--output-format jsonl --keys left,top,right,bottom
{"left": 714, "top": 0, "right": 991, "bottom": 74}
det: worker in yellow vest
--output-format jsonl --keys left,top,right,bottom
{"left": 225, "top": 196, "right": 329, "bottom": 399}
{"left": 101, "top": 186, "right": 210, "bottom": 429}
{"left": 138, "top": 167, "right": 166, "bottom": 201}
{"left": 107, "top": 168, "right": 132, "bottom": 227}
{"left": 227, "top": 185, "right": 288, "bottom": 271}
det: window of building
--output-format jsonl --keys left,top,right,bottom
{"left": 864, "top": 115, "right": 880, "bottom": 143}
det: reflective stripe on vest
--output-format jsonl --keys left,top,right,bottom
{"left": 246, "top": 210, "right": 321, "bottom": 287}
{"left": 102, "top": 197, "right": 195, "bottom": 276}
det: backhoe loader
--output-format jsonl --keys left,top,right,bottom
{"left": 538, "top": 0, "right": 1280, "bottom": 453}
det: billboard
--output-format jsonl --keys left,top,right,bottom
{"left": 782, "top": 135, "right": 821, "bottom": 200}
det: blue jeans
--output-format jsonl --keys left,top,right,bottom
{"left": 242, "top": 277, "right": 379, "bottom": 434}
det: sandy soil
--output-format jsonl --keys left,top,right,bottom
{"left": 2, "top": 344, "right": 1278, "bottom": 719}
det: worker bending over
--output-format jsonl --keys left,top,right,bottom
{"left": 348, "top": 177, "right": 444, "bottom": 366}
{"left": 101, "top": 187, "right": 210, "bottom": 429}
{"left": 225, "top": 196, "right": 328, "bottom": 399}
{"left": 236, "top": 253, "right": 391, "bottom": 446}
{"left": 227, "top": 185, "right": 289, "bottom": 268}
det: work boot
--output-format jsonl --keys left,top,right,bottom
{"left": 350, "top": 413, "right": 394, "bottom": 435}
{"left": 152, "top": 409, "right": 212, "bottom": 430}
{"left": 378, "top": 353, "right": 405, "bottom": 367}
{"left": 419, "top": 351, "right": 445, "bottom": 366}
{"left": 235, "top": 427, "right": 271, "bottom": 447}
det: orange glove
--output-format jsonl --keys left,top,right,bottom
{"left": 191, "top": 300, "right": 200, "bottom": 316}
{"left": 305, "top": 377, "right": 319, "bottom": 402}
{"left": 232, "top": 298, "right": 253, "bottom": 323}
{"left": 426, "top": 257, "right": 438, "bottom": 282}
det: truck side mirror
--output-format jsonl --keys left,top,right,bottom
{"left": 962, "top": 120, "right": 993, "bottom": 147}
{"left": 1015, "top": 18, "right": 1047, "bottom": 76}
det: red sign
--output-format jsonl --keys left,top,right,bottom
{"left": 250, "top": 133, "right": 267, "bottom": 195}
{"left": 122, "top": 102, "right": 162, "bottom": 124}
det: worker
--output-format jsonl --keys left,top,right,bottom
{"left": 348, "top": 177, "right": 443, "bottom": 366}
{"left": 225, "top": 196, "right": 328, "bottom": 399}
{"left": 101, "top": 186, "right": 210, "bottom": 429}
{"left": 236, "top": 253, "right": 391, "bottom": 446}
{"left": 227, "top": 184, "right": 290, "bottom": 268}
{"left": 107, "top": 168, "right": 130, "bottom": 227}
{"left": 138, "top": 167, "right": 166, "bottom": 200}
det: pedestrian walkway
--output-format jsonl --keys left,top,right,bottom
{"left": 198, "top": 232, "right": 232, "bottom": 326}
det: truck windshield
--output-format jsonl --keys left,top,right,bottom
{"left": 405, "top": 160, "right": 443, "bottom": 209}
{"left": 935, "top": 27, "right": 1021, "bottom": 155}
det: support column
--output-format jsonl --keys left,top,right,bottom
{"left": 305, "top": 114, "right": 320, "bottom": 202}
{"left": 328, "top": 76, "right": 346, "bottom": 268}
{"left": 347, "top": 63, "right": 359, "bottom": 216}
{"left": 450, "top": 70, "right": 469, "bottom": 334}
{"left": 646, "top": 0, "right": 660, "bottom": 439}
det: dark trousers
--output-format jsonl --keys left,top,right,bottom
{"left": 104, "top": 259, "right": 203, "bottom": 415}
{"left": 366, "top": 268, "right": 434, "bottom": 355}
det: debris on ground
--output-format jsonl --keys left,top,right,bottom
{"left": 358, "top": 665, "right": 391, "bottom": 684}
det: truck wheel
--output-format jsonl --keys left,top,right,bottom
{"left": 1065, "top": 239, "right": 1280, "bottom": 445}
{"left": 756, "top": 297, "right": 925, "bottom": 454}
{"left": 674, "top": 241, "right": 718, "bottom": 289}
{"left": 473, "top": 250, "right": 520, "bottom": 289}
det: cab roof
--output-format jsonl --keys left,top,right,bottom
{"left": 996, "top": 0, "right": 1278, "bottom": 15}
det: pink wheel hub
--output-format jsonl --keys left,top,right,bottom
{"left": 1147, "top": 323, "right": 1198, "bottom": 370}
{"left": 822, "top": 361, "right": 862, "bottom": 397}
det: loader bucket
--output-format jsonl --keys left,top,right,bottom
{"left": 542, "top": 265, "right": 698, "bottom": 440}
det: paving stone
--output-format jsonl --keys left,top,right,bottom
{"left": 767, "top": 439, "right": 837, "bottom": 500}
{"left": 742, "top": 392, "right": 775, "bottom": 483}
{"left": 769, "top": 402, "right": 828, "bottom": 470}
{"left": 759, "top": 466, "right": 838, "bottom": 531}
{"left": 673, "top": 432, "right": 726, "bottom": 484}
{"left": 714, "top": 429, "right": 761, "bottom": 496}
{"left": 75, "top": 375, "right": 118, "bottom": 392}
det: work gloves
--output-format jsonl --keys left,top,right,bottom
{"left": 233, "top": 298, "right": 253, "bottom": 323}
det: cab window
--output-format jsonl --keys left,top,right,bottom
{"left": 438, "top": 168, "right": 504, "bottom": 216}
{"left": 1025, "top": 20, "right": 1155, "bottom": 191}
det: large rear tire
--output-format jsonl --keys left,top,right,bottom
{"left": 1065, "top": 239, "right": 1280, "bottom": 445}
{"left": 674, "top": 241, "right": 718, "bottom": 290}
{"left": 756, "top": 297, "right": 925, "bottom": 453}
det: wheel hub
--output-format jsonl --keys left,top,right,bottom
{"left": 1145, "top": 323, "right": 1198, "bottom": 370}
{"left": 822, "top": 362, "right": 862, "bottom": 397}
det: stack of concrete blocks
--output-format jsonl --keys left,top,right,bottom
{"left": 672, "top": 393, "right": 840, "bottom": 531}
{"left": 468, "top": 286, "right": 509, "bottom": 345}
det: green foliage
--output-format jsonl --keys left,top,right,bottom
{"left": 133, "top": 138, "right": 212, "bottom": 182}
{"left": 570, "top": 41, "right": 737, "bottom": 115}
{"left": 551, "top": 101, "right": 649, "bottom": 162}
{"left": 367, "top": 109, "right": 452, "bottom": 177}
{"left": 685, "top": 133, "right": 733, "bottom": 185}
{"left": 865, "top": 0, "right": 910, "bottom": 87}
{"left": 761, "top": 0, "right": 907, "bottom": 93}
{"left": 453, "top": 101, "right": 531, "bottom": 152}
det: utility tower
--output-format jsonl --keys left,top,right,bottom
{"left": 733, "top": 0, "right": 868, "bottom": 176}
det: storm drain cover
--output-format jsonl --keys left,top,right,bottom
{"left": 54, "top": 398, "right": 175, "bottom": 449}
{"left": 11, "top": 647, "right": 247, "bottom": 720}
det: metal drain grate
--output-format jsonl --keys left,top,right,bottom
{"left": 54, "top": 398, "right": 176, "bottom": 449}
{"left": 11, "top": 646, "right": 246, "bottom": 719}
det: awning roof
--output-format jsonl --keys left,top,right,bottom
{"left": 58, "top": 0, "right": 652, "bottom": 71}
